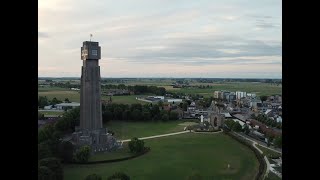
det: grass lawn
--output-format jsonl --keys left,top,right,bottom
{"left": 103, "top": 95, "right": 147, "bottom": 105}
{"left": 256, "top": 145, "right": 282, "bottom": 158}
{"left": 64, "top": 133, "right": 259, "bottom": 180}
{"left": 38, "top": 90, "right": 80, "bottom": 102}
{"left": 38, "top": 111, "right": 64, "bottom": 116}
{"left": 104, "top": 121, "right": 186, "bottom": 140}
{"left": 89, "top": 145, "right": 132, "bottom": 162}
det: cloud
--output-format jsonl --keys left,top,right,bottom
{"left": 38, "top": 32, "right": 49, "bottom": 38}
{"left": 38, "top": 0, "right": 282, "bottom": 78}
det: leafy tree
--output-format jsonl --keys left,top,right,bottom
{"left": 38, "top": 96, "right": 49, "bottom": 108}
{"left": 161, "top": 113, "right": 169, "bottom": 121}
{"left": 142, "top": 111, "right": 151, "bottom": 121}
{"left": 182, "top": 102, "right": 188, "bottom": 111}
{"left": 169, "top": 111, "right": 178, "bottom": 120}
{"left": 103, "top": 110, "right": 113, "bottom": 123}
{"left": 260, "top": 96, "right": 268, "bottom": 103}
{"left": 64, "top": 98, "right": 70, "bottom": 103}
{"left": 38, "top": 166, "right": 54, "bottom": 180}
{"left": 114, "top": 107, "right": 123, "bottom": 120}
{"left": 38, "top": 142, "right": 52, "bottom": 160}
{"left": 85, "top": 174, "right": 102, "bottom": 180}
{"left": 131, "top": 109, "right": 142, "bottom": 121}
{"left": 250, "top": 113, "right": 256, "bottom": 119}
{"left": 38, "top": 112, "right": 44, "bottom": 119}
{"left": 151, "top": 104, "right": 160, "bottom": 117}
{"left": 274, "top": 136, "right": 282, "bottom": 148}
{"left": 266, "top": 136, "right": 274, "bottom": 147}
{"left": 243, "top": 124, "right": 250, "bottom": 135}
{"left": 107, "top": 172, "right": 130, "bottom": 180}
{"left": 74, "top": 145, "right": 91, "bottom": 163}
{"left": 224, "top": 120, "right": 235, "bottom": 130}
{"left": 232, "top": 122, "right": 242, "bottom": 132}
{"left": 50, "top": 97, "right": 62, "bottom": 106}
{"left": 122, "top": 110, "right": 130, "bottom": 121}
{"left": 38, "top": 124, "right": 56, "bottom": 144}
{"left": 128, "top": 137, "right": 145, "bottom": 154}
{"left": 157, "top": 101, "right": 163, "bottom": 108}
{"left": 39, "top": 157, "right": 63, "bottom": 180}
{"left": 58, "top": 141, "right": 74, "bottom": 163}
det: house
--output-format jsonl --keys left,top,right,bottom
{"left": 55, "top": 102, "right": 80, "bottom": 110}
{"left": 44, "top": 105, "right": 53, "bottom": 110}
{"left": 248, "top": 119, "right": 282, "bottom": 137}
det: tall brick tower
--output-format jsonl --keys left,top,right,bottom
{"left": 80, "top": 41, "right": 102, "bottom": 130}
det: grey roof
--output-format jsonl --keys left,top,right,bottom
{"left": 56, "top": 102, "right": 80, "bottom": 107}
{"left": 232, "top": 114, "right": 246, "bottom": 121}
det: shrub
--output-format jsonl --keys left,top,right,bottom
{"left": 39, "top": 157, "right": 63, "bottom": 180}
{"left": 38, "top": 166, "right": 54, "bottom": 180}
{"left": 74, "top": 145, "right": 91, "bottom": 163}
{"left": 128, "top": 137, "right": 145, "bottom": 154}
{"left": 107, "top": 172, "right": 130, "bottom": 180}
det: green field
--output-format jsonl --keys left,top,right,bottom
{"left": 39, "top": 82, "right": 281, "bottom": 105}
{"left": 38, "top": 111, "right": 64, "bottom": 116}
{"left": 38, "top": 90, "right": 80, "bottom": 102}
{"left": 105, "top": 121, "right": 186, "bottom": 140}
{"left": 105, "top": 95, "right": 147, "bottom": 105}
{"left": 166, "top": 82, "right": 282, "bottom": 97}
{"left": 89, "top": 145, "right": 132, "bottom": 162}
{"left": 64, "top": 133, "right": 259, "bottom": 180}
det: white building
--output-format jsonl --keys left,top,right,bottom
{"left": 166, "top": 99, "right": 183, "bottom": 103}
{"left": 276, "top": 116, "right": 282, "bottom": 123}
{"left": 236, "top": 91, "right": 247, "bottom": 100}
{"left": 44, "top": 105, "right": 53, "bottom": 110}
{"left": 55, "top": 102, "right": 80, "bottom": 110}
{"left": 247, "top": 93, "right": 257, "bottom": 98}
{"left": 153, "top": 96, "right": 165, "bottom": 100}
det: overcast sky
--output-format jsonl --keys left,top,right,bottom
{"left": 39, "top": 0, "right": 282, "bottom": 78}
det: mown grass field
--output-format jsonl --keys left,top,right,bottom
{"left": 166, "top": 82, "right": 282, "bottom": 97}
{"left": 104, "top": 121, "right": 186, "bottom": 140}
{"left": 88, "top": 145, "right": 132, "bottom": 162}
{"left": 104, "top": 95, "right": 147, "bottom": 105}
{"left": 38, "top": 111, "right": 64, "bottom": 116}
{"left": 38, "top": 89, "right": 146, "bottom": 104}
{"left": 64, "top": 133, "right": 259, "bottom": 180}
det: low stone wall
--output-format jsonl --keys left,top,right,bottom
{"left": 71, "top": 147, "right": 150, "bottom": 165}
{"left": 225, "top": 132, "right": 266, "bottom": 180}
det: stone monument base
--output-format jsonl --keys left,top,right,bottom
{"left": 71, "top": 127, "right": 122, "bottom": 154}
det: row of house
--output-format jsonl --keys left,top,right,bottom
{"left": 43, "top": 102, "right": 80, "bottom": 110}
{"left": 214, "top": 90, "right": 257, "bottom": 102}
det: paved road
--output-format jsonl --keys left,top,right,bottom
{"left": 235, "top": 132, "right": 282, "bottom": 154}
{"left": 120, "top": 131, "right": 190, "bottom": 142}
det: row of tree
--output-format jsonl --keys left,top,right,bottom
{"left": 102, "top": 103, "right": 179, "bottom": 122}
{"left": 251, "top": 113, "right": 282, "bottom": 129}
{"left": 38, "top": 96, "right": 71, "bottom": 108}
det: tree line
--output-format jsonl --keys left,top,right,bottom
{"left": 38, "top": 96, "right": 70, "bottom": 108}
{"left": 102, "top": 103, "right": 179, "bottom": 122}
{"left": 251, "top": 114, "right": 282, "bottom": 129}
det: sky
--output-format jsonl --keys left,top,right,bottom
{"left": 39, "top": 0, "right": 282, "bottom": 78}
